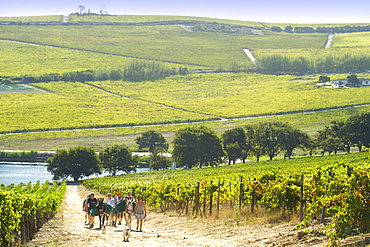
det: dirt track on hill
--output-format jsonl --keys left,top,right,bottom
{"left": 26, "top": 184, "right": 343, "bottom": 247}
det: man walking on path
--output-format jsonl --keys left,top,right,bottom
{"left": 85, "top": 192, "right": 97, "bottom": 228}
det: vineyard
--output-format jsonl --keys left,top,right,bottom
{"left": 84, "top": 152, "right": 370, "bottom": 241}
{"left": 1, "top": 72, "right": 370, "bottom": 134}
{"left": 0, "top": 180, "right": 66, "bottom": 245}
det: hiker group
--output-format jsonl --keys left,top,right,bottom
{"left": 83, "top": 191, "right": 147, "bottom": 232}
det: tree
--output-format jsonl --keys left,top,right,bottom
{"left": 280, "top": 126, "right": 309, "bottom": 158}
{"left": 317, "top": 127, "right": 344, "bottom": 155}
{"left": 77, "top": 5, "right": 86, "bottom": 15}
{"left": 46, "top": 146, "right": 100, "bottom": 182}
{"left": 346, "top": 112, "right": 370, "bottom": 151}
{"left": 347, "top": 74, "right": 361, "bottom": 87}
{"left": 135, "top": 130, "right": 168, "bottom": 153}
{"left": 99, "top": 145, "right": 137, "bottom": 175}
{"left": 319, "top": 75, "right": 330, "bottom": 83}
{"left": 150, "top": 152, "right": 171, "bottom": 171}
{"left": 245, "top": 124, "right": 265, "bottom": 162}
{"left": 172, "top": 125, "right": 225, "bottom": 169}
{"left": 284, "top": 26, "right": 293, "bottom": 33}
{"left": 221, "top": 128, "right": 248, "bottom": 165}
{"left": 271, "top": 26, "right": 282, "bottom": 32}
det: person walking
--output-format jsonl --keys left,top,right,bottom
{"left": 86, "top": 192, "right": 97, "bottom": 228}
{"left": 134, "top": 195, "right": 147, "bottom": 232}
{"left": 82, "top": 193, "right": 91, "bottom": 224}
{"left": 105, "top": 193, "right": 115, "bottom": 226}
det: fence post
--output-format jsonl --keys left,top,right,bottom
{"left": 195, "top": 182, "right": 200, "bottom": 216}
{"left": 203, "top": 185, "right": 207, "bottom": 218}
{"left": 209, "top": 181, "right": 213, "bottom": 216}
{"left": 239, "top": 176, "right": 243, "bottom": 210}
{"left": 299, "top": 173, "right": 304, "bottom": 222}
{"left": 216, "top": 181, "right": 220, "bottom": 218}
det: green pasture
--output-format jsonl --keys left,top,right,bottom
{"left": 0, "top": 80, "right": 211, "bottom": 133}
{"left": 68, "top": 14, "right": 261, "bottom": 27}
{"left": 0, "top": 40, "right": 197, "bottom": 77}
{"left": 0, "top": 25, "right": 327, "bottom": 67}
{"left": 252, "top": 46, "right": 370, "bottom": 61}
{"left": 1, "top": 71, "right": 370, "bottom": 150}
{"left": 261, "top": 22, "right": 370, "bottom": 29}
{"left": 1, "top": 105, "right": 369, "bottom": 152}
{"left": 91, "top": 73, "right": 370, "bottom": 119}
{"left": 332, "top": 32, "right": 370, "bottom": 48}
{"left": 0, "top": 15, "right": 62, "bottom": 22}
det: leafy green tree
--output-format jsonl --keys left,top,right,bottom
{"left": 245, "top": 124, "right": 265, "bottom": 162}
{"left": 280, "top": 126, "right": 310, "bottom": 158}
{"left": 47, "top": 146, "right": 100, "bottom": 182}
{"left": 319, "top": 75, "right": 330, "bottom": 83}
{"left": 271, "top": 26, "right": 282, "bottom": 32}
{"left": 172, "top": 125, "right": 225, "bottom": 169}
{"left": 99, "top": 145, "right": 137, "bottom": 175}
{"left": 284, "top": 26, "right": 293, "bottom": 33}
{"left": 221, "top": 128, "right": 248, "bottom": 165}
{"left": 317, "top": 127, "right": 344, "bottom": 155}
{"left": 346, "top": 112, "right": 370, "bottom": 151}
{"left": 347, "top": 74, "right": 361, "bottom": 87}
{"left": 135, "top": 130, "right": 169, "bottom": 153}
{"left": 150, "top": 152, "right": 172, "bottom": 171}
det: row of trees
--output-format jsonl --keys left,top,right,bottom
{"left": 8, "top": 61, "right": 189, "bottom": 84}
{"left": 47, "top": 145, "right": 137, "bottom": 182}
{"left": 271, "top": 25, "right": 370, "bottom": 34}
{"left": 258, "top": 54, "right": 370, "bottom": 74}
{"left": 46, "top": 113, "right": 370, "bottom": 180}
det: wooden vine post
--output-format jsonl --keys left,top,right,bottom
{"left": 216, "top": 180, "right": 220, "bottom": 218}
{"left": 195, "top": 182, "right": 200, "bottom": 216}
{"left": 299, "top": 173, "right": 304, "bottom": 222}
{"left": 209, "top": 180, "right": 213, "bottom": 216}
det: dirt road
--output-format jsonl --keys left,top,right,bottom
{"left": 28, "top": 185, "right": 334, "bottom": 247}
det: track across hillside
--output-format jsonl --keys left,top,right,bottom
{"left": 1, "top": 103, "right": 369, "bottom": 135}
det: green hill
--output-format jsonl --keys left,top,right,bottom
{"left": 0, "top": 14, "right": 370, "bottom": 150}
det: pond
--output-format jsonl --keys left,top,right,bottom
{"left": 0, "top": 163, "right": 152, "bottom": 186}
{"left": 0, "top": 163, "right": 53, "bottom": 186}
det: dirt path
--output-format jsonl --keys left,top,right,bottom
{"left": 325, "top": 33, "right": 334, "bottom": 49}
{"left": 26, "top": 185, "right": 339, "bottom": 246}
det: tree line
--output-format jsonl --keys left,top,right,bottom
{"left": 3, "top": 60, "right": 189, "bottom": 84}
{"left": 271, "top": 25, "right": 370, "bottom": 33}
{"left": 258, "top": 54, "right": 370, "bottom": 74}
{"left": 46, "top": 113, "right": 370, "bottom": 181}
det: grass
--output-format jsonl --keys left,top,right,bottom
{"left": 332, "top": 32, "right": 370, "bottom": 48}
{"left": 0, "top": 105, "right": 369, "bottom": 151}
{"left": 68, "top": 14, "right": 262, "bottom": 27}
{"left": 0, "top": 15, "right": 62, "bottom": 22}
{"left": 0, "top": 25, "right": 327, "bottom": 67}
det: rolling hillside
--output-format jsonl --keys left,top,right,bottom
{"left": 0, "top": 14, "right": 370, "bottom": 150}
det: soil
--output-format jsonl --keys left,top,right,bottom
{"left": 27, "top": 185, "right": 370, "bottom": 247}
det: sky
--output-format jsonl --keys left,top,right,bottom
{"left": 0, "top": 0, "right": 369, "bottom": 24}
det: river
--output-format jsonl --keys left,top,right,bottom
{"left": 0, "top": 163, "right": 151, "bottom": 186}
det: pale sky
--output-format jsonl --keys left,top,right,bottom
{"left": 0, "top": 0, "right": 369, "bottom": 24}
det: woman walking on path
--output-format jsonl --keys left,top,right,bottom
{"left": 134, "top": 195, "right": 147, "bottom": 232}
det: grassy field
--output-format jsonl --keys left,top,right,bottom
{"left": 0, "top": 15, "right": 369, "bottom": 151}
{"left": 0, "top": 15, "right": 62, "bottom": 22}
{"left": 332, "top": 31, "right": 370, "bottom": 48}
{"left": 0, "top": 40, "right": 199, "bottom": 77}
{"left": 1, "top": 72, "right": 370, "bottom": 134}
{"left": 0, "top": 25, "right": 327, "bottom": 67}
{"left": 91, "top": 73, "right": 370, "bottom": 118}
{"left": 0, "top": 105, "right": 369, "bottom": 151}
{"left": 68, "top": 14, "right": 262, "bottom": 27}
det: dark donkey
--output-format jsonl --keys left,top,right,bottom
{"left": 96, "top": 198, "right": 108, "bottom": 233}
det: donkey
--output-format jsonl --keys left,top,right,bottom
{"left": 96, "top": 198, "right": 107, "bottom": 233}
{"left": 124, "top": 198, "right": 134, "bottom": 230}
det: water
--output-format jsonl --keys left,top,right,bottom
{"left": 0, "top": 163, "right": 151, "bottom": 186}
{"left": 0, "top": 163, "right": 53, "bottom": 186}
